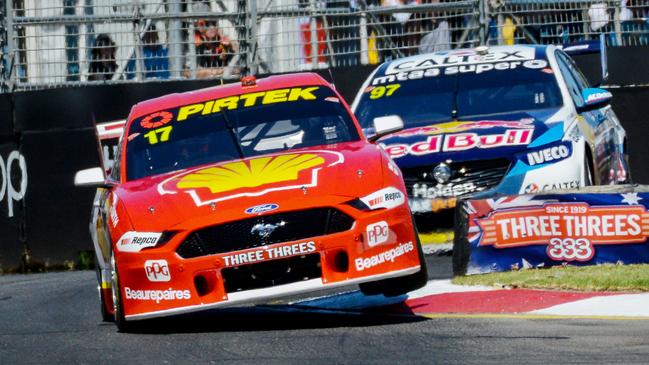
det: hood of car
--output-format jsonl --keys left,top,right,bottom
{"left": 377, "top": 108, "right": 565, "bottom": 169}
{"left": 115, "top": 141, "right": 384, "bottom": 230}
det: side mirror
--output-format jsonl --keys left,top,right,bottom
{"left": 74, "top": 167, "right": 112, "bottom": 188}
{"left": 368, "top": 115, "right": 404, "bottom": 143}
{"left": 578, "top": 88, "right": 612, "bottom": 112}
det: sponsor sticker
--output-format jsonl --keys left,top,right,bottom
{"left": 140, "top": 111, "right": 173, "bottom": 129}
{"left": 355, "top": 241, "right": 415, "bottom": 271}
{"left": 366, "top": 221, "right": 389, "bottom": 247}
{"left": 157, "top": 150, "right": 344, "bottom": 207}
{"left": 412, "top": 182, "right": 475, "bottom": 199}
{"left": 245, "top": 203, "right": 279, "bottom": 215}
{"left": 523, "top": 181, "right": 579, "bottom": 193}
{"left": 222, "top": 241, "right": 316, "bottom": 267}
{"left": 360, "top": 187, "right": 405, "bottom": 210}
{"left": 176, "top": 87, "right": 319, "bottom": 121}
{"left": 124, "top": 287, "right": 191, "bottom": 303}
{"left": 585, "top": 91, "right": 611, "bottom": 104}
{"left": 117, "top": 232, "right": 162, "bottom": 252}
{"left": 384, "top": 48, "right": 536, "bottom": 75}
{"left": 410, "top": 197, "right": 458, "bottom": 213}
{"left": 525, "top": 143, "right": 572, "bottom": 166}
{"left": 144, "top": 260, "right": 171, "bottom": 282}
{"left": 109, "top": 194, "right": 119, "bottom": 228}
{"left": 477, "top": 203, "right": 649, "bottom": 262}
{"left": 382, "top": 129, "right": 533, "bottom": 159}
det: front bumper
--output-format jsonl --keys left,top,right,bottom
{"left": 115, "top": 205, "right": 421, "bottom": 320}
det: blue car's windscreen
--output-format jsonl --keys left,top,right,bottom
{"left": 355, "top": 65, "right": 563, "bottom": 131}
{"left": 125, "top": 86, "right": 359, "bottom": 180}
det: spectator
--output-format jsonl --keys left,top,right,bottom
{"left": 126, "top": 24, "right": 170, "bottom": 79}
{"left": 588, "top": 3, "right": 609, "bottom": 32}
{"left": 192, "top": 20, "right": 237, "bottom": 78}
{"left": 88, "top": 34, "right": 117, "bottom": 81}
{"left": 418, "top": 19, "right": 450, "bottom": 53}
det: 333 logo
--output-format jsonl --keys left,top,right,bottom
{"left": 546, "top": 238, "right": 594, "bottom": 262}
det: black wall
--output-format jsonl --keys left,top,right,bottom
{"left": 1, "top": 48, "right": 648, "bottom": 269}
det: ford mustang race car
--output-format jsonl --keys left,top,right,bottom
{"left": 351, "top": 45, "right": 630, "bottom": 243}
{"left": 75, "top": 73, "right": 426, "bottom": 331}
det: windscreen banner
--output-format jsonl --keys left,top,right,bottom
{"left": 455, "top": 186, "right": 649, "bottom": 274}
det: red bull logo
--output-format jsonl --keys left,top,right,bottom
{"left": 383, "top": 129, "right": 534, "bottom": 159}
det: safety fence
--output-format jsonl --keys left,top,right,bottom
{"left": 1, "top": 0, "right": 648, "bottom": 90}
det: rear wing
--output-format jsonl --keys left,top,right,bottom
{"left": 559, "top": 34, "right": 608, "bottom": 85}
{"left": 92, "top": 117, "right": 127, "bottom": 176}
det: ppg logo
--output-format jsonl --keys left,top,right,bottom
{"left": 144, "top": 260, "right": 171, "bottom": 282}
{"left": 0, "top": 151, "right": 27, "bottom": 218}
{"left": 366, "top": 221, "right": 389, "bottom": 247}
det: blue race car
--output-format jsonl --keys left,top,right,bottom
{"left": 351, "top": 45, "right": 630, "bottom": 245}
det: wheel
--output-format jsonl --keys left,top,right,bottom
{"left": 96, "top": 264, "right": 114, "bottom": 322}
{"left": 110, "top": 250, "right": 134, "bottom": 332}
{"left": 583, "top": 153, "right": 594, "bottom": 186}
{"left": 359, "top": 232, "right": 428, "bottom": 297}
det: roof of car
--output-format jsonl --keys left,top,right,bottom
{"left": 128, "top": 72, "right": 331, "bottom": 120}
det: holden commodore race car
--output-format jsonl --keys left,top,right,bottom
{"left": 74, "top": 73, "right": 427, "bottom": 331}
{"left": 351, "top": 45, "right": 630, "bottom": 243}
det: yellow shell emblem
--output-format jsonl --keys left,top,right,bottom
{"left": 177, "top": 153, "right": 325, "bottom": 194}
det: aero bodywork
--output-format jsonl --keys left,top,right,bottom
{"left": 87, "top": 73, "right": 425, "bottom": 328}
{"left": 352, "top": 45, "right": 629, "bottom": 220}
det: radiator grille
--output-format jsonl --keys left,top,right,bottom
{"left": 177, "top": 208, "right": 353, "bottom": 259}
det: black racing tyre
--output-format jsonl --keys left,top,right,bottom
{"left": 584, "top": 153, "right": 594, "bottom": 186}
{"left": 110, "top": 251, "right": 134, "bottom": 333}
{"left": 359, "top": 231, "right": 428, "bottom": 297}
{"left": 452, "top": 200, "right": 470, "bottom": 276}
{"left": 96, "top": 264, "right": 114, "bottom": 322}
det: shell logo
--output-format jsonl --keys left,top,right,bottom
{"left": 177, "top": 153, "right": 325, "bottom": 194}
{"left": 157, "top": 150, "right": 344, "bottom": 206}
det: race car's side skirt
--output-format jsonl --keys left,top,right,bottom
{"left": 125, "top": 265, "right": 421, "bottom": 321}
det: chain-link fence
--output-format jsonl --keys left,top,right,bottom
{"left": 489, "top": 0, "right": 649, "bottom": 47}
{"left": 3, "top": 0, "right": 649, "bottom": 90}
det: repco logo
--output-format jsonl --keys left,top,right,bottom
{"left": 0, "top": 151, "right": 27, "bottom": 218}
{"left": 366, "top": 221, "right": 389, "bottom": 247}
{"left": 144, "top": 260, "right": 171, "bottom": 282}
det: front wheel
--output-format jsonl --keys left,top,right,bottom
{"left": 110, "top": 251, "right": 134, "bottom": 332}
{"left": 96, "top": 264, "right": 114, "bottom": 322}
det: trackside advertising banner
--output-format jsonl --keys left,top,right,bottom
{"left": 460, "top": 189, "right": 649, "bottom": 274}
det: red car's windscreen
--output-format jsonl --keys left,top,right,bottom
{"left": 125, "top": 86, "right": 359, "bottom": 181}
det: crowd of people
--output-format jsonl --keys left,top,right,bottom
{"left": 88, "top": 18, "right": 237, "bottom": 81}
{"left": 83, "top": 0, "right": 649, "bottom": 81}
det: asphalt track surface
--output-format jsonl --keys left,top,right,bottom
{"left": 2, "top": 255, "right": 649, "bottom": 364}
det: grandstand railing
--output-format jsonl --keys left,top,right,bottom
{"left": 1, "top": 0, "right": 647, "bottom": 90}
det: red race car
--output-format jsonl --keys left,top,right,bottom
{"left": 75, "top": 73, "right": 427, "bottom": 331}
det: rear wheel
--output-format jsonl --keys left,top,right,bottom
{"left": 359, "top": 234, "right": 428, "bottom": 297}
{"left": 110, "top": 251, "right": 134, "bottom": 332}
